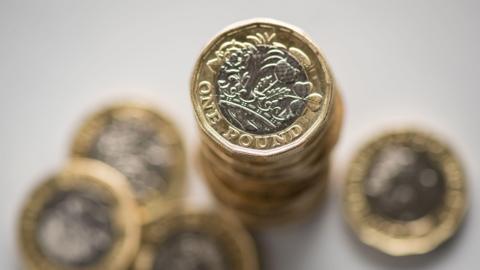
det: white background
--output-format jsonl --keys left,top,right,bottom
{"left": 1, "top": 0, "right": 478, "bottom": 269}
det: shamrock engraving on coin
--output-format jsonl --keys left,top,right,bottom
{"left": 71, "top": 102, "right": 185, "bottom": 206}
{"left": 18, "top": 159, "right": 140, "bottom": 270}
{"left": 216, "top": 43, "right": 313, "bottom": 134}
{"left": 344, "top": 130, "right": 467, "bottom": 256}
{"left": 192, "top": 19, "right": 335, "bottom": 157}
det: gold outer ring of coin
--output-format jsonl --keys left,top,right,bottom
{"left": 204, "top": 158, "right": 329, "bottom": 213}
{"left": 133, "top": 207, "right": 259, "bottom": 270}
{"left": 221, "top": 171, "right": 329, "bottom": 228}
{"left": 200, "top": 147, "right": 330, "bottom": 196}
{"left": 199, "top": 91, "right": 344, "bottom": 175}
{"left": 18, "top": 158, "right": 141, "bottom": 270}
{"left": 343, "top": 129, "right": 468, "bottom": 256}
{"left": 198, "top": 141, "right": 330, "bottom": 191}
{"left": 191, "top": 18, "right": 337, "bottom": 161}
{"left": 69, "top": 101, "right": 186, "bottom": 223}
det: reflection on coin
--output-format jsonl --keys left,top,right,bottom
{"left": 344, "top": 130, "right": 467, "bottom": 256}
{"left": 70, "top": 102, "right": 185, "bottom": 210}
{"left": 18, "top": 158, "right": 140, "bottom": 270}
{"left": 134, "top": 209, "right": 258, "bottom": 270}
{"left": 191, "top": 18, "right": 336, "bottom": 159}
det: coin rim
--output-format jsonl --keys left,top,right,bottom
{"left": 18, "top": 158, "right": 141, "bottom": 270}
{"left": 69, "top": 101, "right": 186, "bottom": 222}
{"left": 132, "top": 207, "right": 259, "bottom": 270}
{"left": 343, "top": 129, "right": 468, "bottom": 256}
{"left": 190, "top": 18, "right": 336, "bottom": 159}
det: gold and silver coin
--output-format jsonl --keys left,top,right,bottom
{"left": 191, "top": 18, "right": 337, "bottom": 160}
{"left": 70, "top": 102, "right": 185, "bottom": 221}
{"left": 133, "top": 208, "right": 259, "bottom": 270}
{"left": 191, "top": 18, "right": 343, "bottom": 226}
{"left": 18, "top": 158, "right": 141, "bottom": 270}
{"left": 344, "top": 130, "right": 467, "bottom": 256}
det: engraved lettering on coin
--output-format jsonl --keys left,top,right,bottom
{"left": 364, "top": 145, "right": 446, "bottom": 221}
{"left": 88, "top": 117, "right": 173, "bottom": 201}
{"left": 153, "top": 231, "right": 229, "bottom": 270}
{"left": 36, "top": 190, "right": 114, "bottom": 267}
{"left": 216, "top": 42, "right": 313, "bottom": 135}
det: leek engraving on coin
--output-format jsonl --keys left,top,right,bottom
{"left": 364, "top": 145, "right": 446, "bottom": 221}
{"left": 88, "top": 117, "right": 172, "bottom": 200}
{"left": 214, "top": 34, "right": 317, "bottom": 134}
{"left": 153, "top": 231, "right": 229, "bottom": 270}
{"left": 36, "top": 190, "right": 114, "bottom": 267}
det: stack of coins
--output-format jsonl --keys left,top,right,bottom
{"left": 191, "top": 19, "right": 344, "bottom": 226}
{"left": 344, "top": 130, "right": 467, "bottom": 256}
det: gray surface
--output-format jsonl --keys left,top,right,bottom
{"left": 1, "top": 0, "right": 478, "bottom": 269}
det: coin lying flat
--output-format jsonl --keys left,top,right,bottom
{"left": 70, "top": 102, "right": 185, "bottom": 220}
{"left": 18, "top": 158, "right": 140, "bottom": 270}
{"left": 191, "top": 18, "right": 336, "bottom": 160}
{"left": 133, "top": 208, "right": 259, "bottom": 270}
{"left": 344, "top": 130, "right": 467, "bottom": 256}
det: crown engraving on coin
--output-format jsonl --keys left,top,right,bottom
{"left": 209, "top": 32, "right": 321, "bottom": 135}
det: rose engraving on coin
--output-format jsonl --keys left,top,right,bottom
{"left": 216, "top": 41, "right": 313, "bottom": 134}
{"left": 36, "top": 190, "right": 114, "bottom": 267}
{"left": 364, "top": 145, "right": 446, "bottom": 221}
{"left": 88, "top": 116, "right": 173, "bottom": 201}
{"left": 192, "top": 20, "right": 335, "bottom": 154}
{"left": 153, "top": 231, "right": 229, "bottom": 270}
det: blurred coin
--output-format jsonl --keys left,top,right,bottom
{"left": 344, "top": 130, "right": 467, "bottom": 256}
{"left": 18, "top": 158, "right": 140, "bottom": 270}
{"left": 133, "top": 208, "right": 259, "bottom": 270}
{"left": 70, "top": 102, "right": 185, "bottom": 219}
{"left": 191, "top": 18, "right": 336, "bottom": 161}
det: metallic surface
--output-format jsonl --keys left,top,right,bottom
{"left": 133, "top": 209, "right": 258, "bottom": 270}
{"left": 18, "top": 158, "right": 141, "bottom": 270}
{"left": 344, "top": 130, "right": 467, "bottom": 256}
{"left": 70, "top": 102, "right": 186, "bottom": 222}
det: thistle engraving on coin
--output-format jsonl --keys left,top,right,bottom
{"left": 211, "top": 33, "right": 321, "bottom": 134}
{"left": 88, "top": 116, "right": 173, "bottom": 201}
{"left": 364, "top": 145, "right": 446, "bottom": 221}
{"left": 153, "top": 231, "right": 229, "bottom": 270}
{"left": 36, "top": 190, "right": 114, "bottom": 267}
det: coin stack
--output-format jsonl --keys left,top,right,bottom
{"left": 191, "top": 19, "right": 344, "bottom": 226}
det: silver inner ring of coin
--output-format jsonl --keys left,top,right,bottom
{"left": 364, "top": 144, "right": 446, "bottom": 221}
{"left": 216, "top": 44, "right": 311, "bottom": 135}
{"left": 88, "top": 117, "right": 173, "bottom": 200}
{"left": 153, "top": 230, "right": 230, "bottom": 270}
{"left": 36, "top": 190, "right": 115, "bottom": 267}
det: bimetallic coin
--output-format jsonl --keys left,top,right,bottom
{"left": 344, "top": 130, "right": 467, "bottom": 256}
{"left": 133, "top": 209, "right": 259, "bottom": 270}
{"left": 71, "top": 102, "right": 185, "bottom": 215}
{"left": 191, "top": 18, "right": 336, "bottom": 159}
{"left": 18, "top": 158, "right": 140, "bottom": 270}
